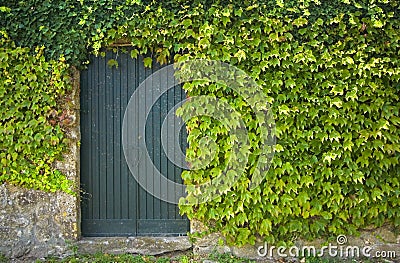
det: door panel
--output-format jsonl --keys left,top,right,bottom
{"left": 80, "top": 51, "right": 189, "bottom": 236}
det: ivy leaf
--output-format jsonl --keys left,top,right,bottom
{"left": 292, "top": 17, "right": 308, "bottom": 27}
{"left": 297, "top": 192, "right": 309, "bottom": 206}
{"left": 143, "top": 57, "right": 152, "bottom": 68}
{"left": 130, "top": 49, "right": 139, "bottom": 59}
{"left": 182, "top": 19, "right": 192, "bottom": 27}
{"left": 107, "top": 59, "right": 118, "bottom": 68}
{"left": 234, "top": 50, "right": 246, "bottom": 62}
{"left": 260, "top": 219, "right": 272, "bottom": 234}
{"left": 321, "top": 212, "right": 332, "bottom": 220}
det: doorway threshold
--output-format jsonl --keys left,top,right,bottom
{"left": 77, "top": 236, "right": 192, "bottom": 256}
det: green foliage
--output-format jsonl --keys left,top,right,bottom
{"left": 1, "top": 0, "right": 400, "bottom": 246}
{"left": 41, "top": 253, "right": 149, "bottom": 263}
{"left": 0, "top": 253, "right": 7, "bottom": 263}
{"left": 38, "top": 252, "right": 252, "bottom": 263}
{"left": 108, "top": 0, "right": 398, "bottom": 245}
{"left": 33, "top": 251, "right": 384, "bottom": 263}
{"left": 208, "top": 251, "right": 255, "bottom": 263}
{"left": 0, "top": 34, "right": 73, "bottom": 193}
{"left": 304, "top": 256, "right": 375, "bottom": 263}
{"left": 0, "top": 0, "right": 140, "bottom": 66}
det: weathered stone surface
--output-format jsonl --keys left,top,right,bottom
{"left": 371, "top": 227, "right": 399, "bottom": 244}
{"left": 0, "top": 184, "right": 79, "bottom": 259}
{"left": 191, "top": 230, "right": 231, "bottom": 256}
{"left": 194, "top": 244, "right": 231, "bottom": 256}
{"left": 78, "top": 237, "right": 192, "bottom": 256}
{"left": 369, "top": 243, "right": 400, "bottom": 261}
{"left": 190, "top": 219, "right": 230, "bottom": 255}
{"left": 231, "top": 244, "right": 264, "bottom": 260}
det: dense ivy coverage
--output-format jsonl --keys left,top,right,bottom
{"left": 0, "top": 33, "right": 73, "bottom": 193}
{"left": 1, "top": 0, "right": 400, "bottom": 244}
{"left": 0, "top": 0, "right": 140, "bottom": 66}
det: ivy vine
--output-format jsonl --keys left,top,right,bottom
{"left": 1, "top": 0, "right": 399, "bottom": 245}
{"left": 0, "top": 32, "right": 73, "bottom": 193}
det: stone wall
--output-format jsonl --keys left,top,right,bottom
{"left": 0, "top": 184, "right": 78, "bottom": 259}
{"left": 0, "top": 68, "right": 80, "bottom": 259}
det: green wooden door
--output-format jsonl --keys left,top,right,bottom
{"left": 80, "top": 51, "right": 189, "bottom": 236}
